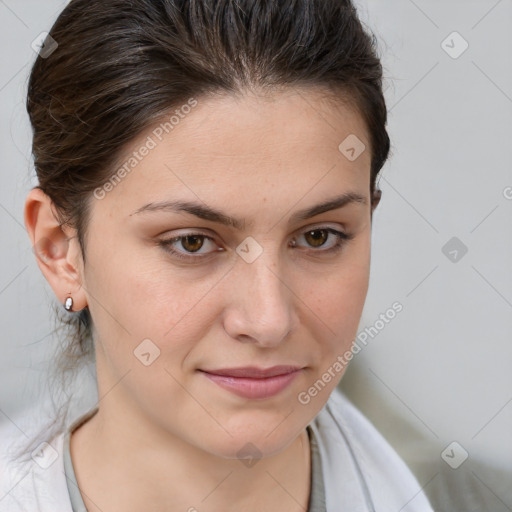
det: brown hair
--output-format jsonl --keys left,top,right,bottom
{"left": 16, "top": 0, "right": 390, "bottom": 462}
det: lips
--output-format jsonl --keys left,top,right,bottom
{"left": 201, "top": 365, "right": 301, "bottom": 378}
{"left": 198, "top": 365, "right": 303, "bottom": 399}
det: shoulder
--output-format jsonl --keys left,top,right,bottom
{"left": 311, "top": 387, "right": 435, "bottom": 511}
{"left": 0, "top": 406, "right": 72, "bottom": 512}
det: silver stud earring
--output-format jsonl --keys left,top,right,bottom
{"left": 64, "top": 295, "right": 73, "bottom": 312}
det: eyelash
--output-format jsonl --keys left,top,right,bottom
{"left": 158, "top": 227, "right": 354, "bottom": 262}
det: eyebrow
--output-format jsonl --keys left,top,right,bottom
{"left": 130, "top": 192, "right": 367, "bottom": 230}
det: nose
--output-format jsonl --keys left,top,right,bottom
{"left": 222, "top": 247, "right": 298, "bottom": 347}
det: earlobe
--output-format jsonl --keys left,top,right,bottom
{"left": 24, "top": 187, "right": 87, "bottom": 311}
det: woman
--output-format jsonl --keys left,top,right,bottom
{"left": 0, "top": 0, "right": 434, "bottom": 510}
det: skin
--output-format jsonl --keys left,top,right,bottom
{"left": 25, "top": 86, "right": 381, "bottom": 512}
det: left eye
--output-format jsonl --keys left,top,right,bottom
{"left": 159, "top": 227, "right": 353, "bottom": 262}
{"left": 293, "top": 228, "right": 351, "bottom": 251}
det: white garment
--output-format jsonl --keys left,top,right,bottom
{"left": 0, "top": 388, "right": 434, "bottom": 511}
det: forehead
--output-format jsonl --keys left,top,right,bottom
{"left": 96, "top": 87, "right": 372, "bottom": 216}
{"left": 162, "top": 88, "right": 369, "bottom": 162}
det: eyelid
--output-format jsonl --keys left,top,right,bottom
{"left": 159, "top": 222, "right": 346, "bottom": 240}
{"left": 292, "top": 221, "right": 348, "bottom": 235}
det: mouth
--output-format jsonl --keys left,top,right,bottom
{"left": 198, "top": 365, "right": 304, "bottom": 400}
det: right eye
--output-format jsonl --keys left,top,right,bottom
{"left": 158, "top": 232, "right": 223, "bottom": 261}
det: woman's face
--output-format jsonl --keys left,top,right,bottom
{"left": 77, "top": 87, "right": 376, "bottom": 458}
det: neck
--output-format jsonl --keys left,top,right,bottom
{"left": 70, "top": 402, "right": 312, "bottom": 512}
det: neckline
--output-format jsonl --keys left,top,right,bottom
{"left": 62, "top": 408, "right": 326, "bottom": 512}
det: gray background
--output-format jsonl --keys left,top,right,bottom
{"left": 0, "top": 1, "right": 511, "bottom": 511}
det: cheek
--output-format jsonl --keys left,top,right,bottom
{"left": 82, "top": 241, "right": 215, "bottom": 392}
{"left": 303, "top": 237, "right": 371, "bottom": 350}
{"left": 86, "top": 228, "right": 215, "bottom": 337}
{"left": 314, "top": 261, "right": 369, "bottom": 315}
{"left": 125, "top": 266, "right": 223, "bottom": 344}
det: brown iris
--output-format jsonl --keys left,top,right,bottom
{"left": 304, "top": 230, "right": 328, "bottom": 248}
{"left": 181, "top": 235, "right": 205, "bottom": 253}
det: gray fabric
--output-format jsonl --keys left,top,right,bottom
{"left": 62, "top": 406, "right": 99, "bottom": 512}
{"left": 62, "top": 429, "right": 87, "bottom": 512}
{"left": 62, "top": 415, "right": 326, "bottom": 511}
{"left": 307, "top": 424, "right": 327, "bottom": 512}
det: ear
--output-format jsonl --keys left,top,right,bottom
{"left": 24, "top": 187, "right": 88, "bottom": 312}
{"left": 370, "top": 188, "right": 382, "bottom": 217}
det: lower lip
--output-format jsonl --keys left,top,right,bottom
{"left": 200, "top": 370, "right": 301, "bottom": 399}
